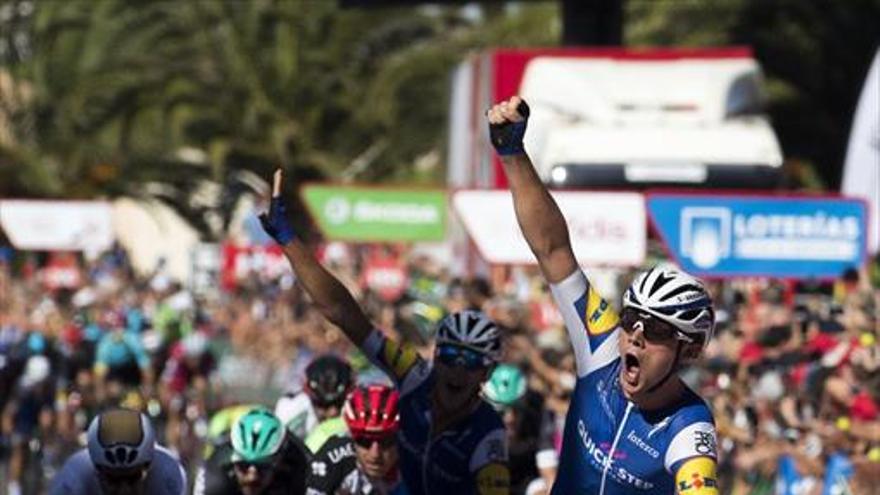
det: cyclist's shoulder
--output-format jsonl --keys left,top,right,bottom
{"left": 670, "top": 386, "right": 715, "bottom": 426}
{"left": 151, "top": 444, "right": 187, "bottom": 480}
{"left": 312, "top": 434, "right": 355, "bottom": 467}
{"left": 51, "top": 449, "right": 98, "bottom": 494}
{"left": 57, "top": 448, "right": 95, "bottom": 475}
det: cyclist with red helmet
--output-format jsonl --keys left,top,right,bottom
{"left": 307, "top": 384, "right": 405, "bottom": 495}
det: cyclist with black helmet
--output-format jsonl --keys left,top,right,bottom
{"left": 277, "top": 354, "right": 353, "bottom": 452}
{"left": 193, "top": 407, "right": 310, "bottom": 495}
{"left": 49, "top": 408, "right": 186, "bottom": 495}
{"left": 487, "top": 97, "right": 719, "bottom": 494}
{"left": 259, "top": 170, "right": 509, "bottom": 495}
{"left": 307, "top": 384, "right": 406, "bottom": 495}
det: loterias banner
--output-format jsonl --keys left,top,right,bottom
{"left": 301, "top": 185, "right": 447, "bottom": 242}
{"left": 647, "top": 193, "right": 868, "bottom": 279}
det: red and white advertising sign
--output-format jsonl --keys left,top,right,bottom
{"left": 362, "top": 256, "right": 408, "bottom": 302}
{"left": 221, "top": 243, "right": 287, "bottom": 290}
{"left": 41, "top": 252, "right": 82, "bottom": 290}
{"left": 453, "top": 190, "right": 645, "bottom": 266}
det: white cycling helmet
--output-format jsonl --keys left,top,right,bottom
{"left": 623, "top": 267, "right": 715, "bottom": 348}
{"left": 435, "top": 310, "right": 502, "bottom": 363}
{"left": 87, "top": 409, "right": 155, "bottom": 470}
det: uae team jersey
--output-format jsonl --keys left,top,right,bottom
{"left": 363, "top": 330, "right": 509, "bottom": 495}
{"left": 549, "top": 270, "right": 720, "bottom": 495}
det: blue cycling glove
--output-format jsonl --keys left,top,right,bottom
{"left": 489, "top": 100, "right": 530, "bottom": 156}
{"left": 259, "top": 196, "right": 296, "bottom": 246}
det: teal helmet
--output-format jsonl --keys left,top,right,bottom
{"left": 230, "top": 407, "right": 285, "bottom": 462}
{"left": 483, "top": 364, "right": 527, "bottom": 407}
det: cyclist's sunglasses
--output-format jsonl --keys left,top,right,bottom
{"left": 436, "top": 345, "right": 487, "bottom": 371}
{"left": 233, "top": 459, "right": 275, "bottom": 475}
{"left": 353, "top": 435, "right": 396, "bottom": 449}
{"left": 620, "top": 307, "right": 692, "bottom": 344}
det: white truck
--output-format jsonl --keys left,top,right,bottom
{"left": 448, "top": 47, "right": 783, "bottom": 190}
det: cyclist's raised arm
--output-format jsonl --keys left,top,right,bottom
{"left": 489, "top": 98, "right": 620, "bottom": 377}
{"left": 487, "top": 97, "right": 578, "bottom": 285}
{"left": 259, "top": 170, "right": 372, "bottom": 348}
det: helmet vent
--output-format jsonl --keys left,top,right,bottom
{"left": 660, "top": 284, "right": 704, "bottom": 302}
{"left": 679, "top": 309, "right": 702, "bottom": 321}
{"left": 649, "top": 271, "right": 676, "bottom": 296}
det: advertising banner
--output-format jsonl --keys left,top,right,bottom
{"left": 0, "top": 200, "right": 113, "bottom": 252}
{"left": 453, "top": 191, "right": 645, "bottom": 266}
{"left": 220, "top": 243, "right": 287, "bottom": 290}
{"left": 647, "top": 193, "right": 867, "bottom": 279}
{"left": 302, "top": 185, "right": 447, "bottom": 242}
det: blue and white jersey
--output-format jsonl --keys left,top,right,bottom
{"left": 549, "top": 270, "right": 719, "bottom": 495}
{"left": 363, "top": 330, "right": 509, "bottom": 495}
{"left": 49, "top": 445, "right": 186, "bottom": 495}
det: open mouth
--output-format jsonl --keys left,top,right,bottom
{"left": 623, "top": 352, "right": 641, "bottom": 386}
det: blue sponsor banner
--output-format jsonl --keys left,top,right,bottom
{"left": 647, "top": 194, "right": 867, "bottom": 279}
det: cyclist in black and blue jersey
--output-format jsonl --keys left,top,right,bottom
{"left": 487, "top": 97, "right": 720, "bottom": 495}
{"left": 259, "top": 170, "right": 509, "bottom": 495}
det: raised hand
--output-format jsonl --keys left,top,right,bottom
{"left": 258, "top": 169, "right": 297, "bottom": 246}
{"left": 487, "top": 96, "right": 530, "bottom": 156}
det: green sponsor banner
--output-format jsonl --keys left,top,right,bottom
{"left": 301, "top": 185, "right": 447, "bottom": 241}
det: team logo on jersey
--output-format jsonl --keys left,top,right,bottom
{"left": 381, "top": 339, "right": 419, "bottom": 379}
{"left": 584, "top": 288, "right": 619, "bottom": 336}
{"left": 676, "top": 457, "right": 719, "bottom": 494}
{"left": 694, "top": 430, "right": 717, "bottom": 456}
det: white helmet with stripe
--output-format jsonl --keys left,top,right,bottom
{"left": 435, "top": 310, "right": 502, "bottom": 363}
{"left": 623, "top": 267, "right": 715, "bottom": 349}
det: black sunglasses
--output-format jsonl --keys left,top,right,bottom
{"left": 353, "top": 435, "right": 396, "bottom": 449}
{"left": 620, "top": 307, "right": 692, "bottom": 344}
{"left": 233, "top": 460, "right": 275, "bottom": 475}
{"left": 436, "top": 345, "right": 487, "bottom": 370}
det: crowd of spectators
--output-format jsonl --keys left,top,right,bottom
{"left": 0, "top": 240, "right": 878, "bottom": 494}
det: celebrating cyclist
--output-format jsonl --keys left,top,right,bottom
{"left": 259, "top": 170, "right": 509, "bottom": 494}
{"left": 487, "top": 97, "right": 719, "bottom": 494}
{"left": 307, "top": 384, "right": 406, "bottom": 494}
{"left": 49, "top": 408, "right": 186, "bottom": 495}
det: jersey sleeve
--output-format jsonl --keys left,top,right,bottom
{"left": 673, "top": 457, "right": 719, "bottom": 495}
{"left": 665, "top": 421, "right": 718, "bottom": 473}
{"left": 549, "top": 269, "right": 621, "bottom": 377}
{"left": 471, "top": 428, "right": 510, "bottom": 495}
{"left": 362, "top": 329, "right": 429, "bottom": 395}
{"left": 469, "top": 427, "right": 508, "bottom": 473}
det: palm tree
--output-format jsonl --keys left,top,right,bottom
{"left": 2, "top": 0, "right": 560, "bottom": 238}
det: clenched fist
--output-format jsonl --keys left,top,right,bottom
{"left": 487, "top": 97, "right": 530, "bottom": 156}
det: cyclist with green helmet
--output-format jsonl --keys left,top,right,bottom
{"left": 484, "top": 365, "right": 558, "bottom": 495}
{"left": 193, "top": 407, "right": 310, "bottom": 495}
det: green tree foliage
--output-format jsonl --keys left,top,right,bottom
{"left": 0, "top": 0, "right": 559, "bottom": 237}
